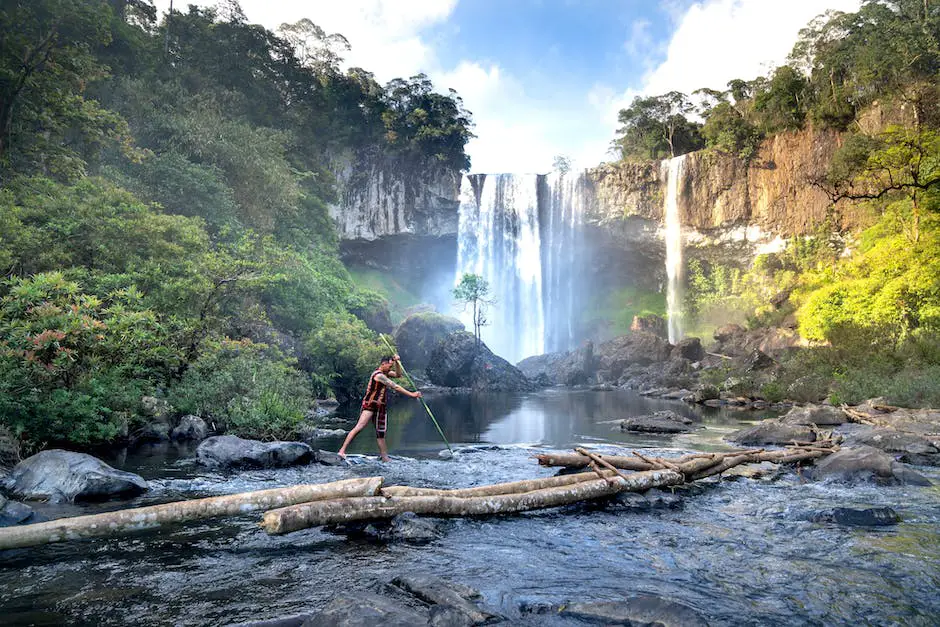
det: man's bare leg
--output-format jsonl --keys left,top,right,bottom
{"left": 338, "top": 410, "right": 374, "bottom": 459}
{"left": 377, "top": 437, "right": 390, "bottom": 462}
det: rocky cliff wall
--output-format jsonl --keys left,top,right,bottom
{"left": 586, "top": 125, "right": 847, "bottom": 247}
{"left": 328, "top": 152, "right": 461, "bottom": 241}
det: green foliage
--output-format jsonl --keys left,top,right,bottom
{"left": 614, "top": 91, "right": 704, "bottom": 160}
{"left": 347, "top": 265, "right": 422, "bottom": 324}
{"left": 586, "top": 286, "right": 665, "bottom": 337}
{"left": 0, "top": 0, "right": 141, "bottom": 181}
{"left": 753, "top": 65, "right": 810, "bottom": 133}
{"left": 168, "top": 339, "right": 311, "bottom": 439}
{"left": 700, "top": 101, "right": 763, "bottom": 160}
{"left": 453, "top": 273, "right": 492, "bottom": 345}
{"left": 305, "top": 313, "right": 384, "bottom": 404}
{"left": 0, "top": 272, "right": 174, "bottom": 445}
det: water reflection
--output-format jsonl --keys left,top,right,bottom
{"left": 346, "top": 388, "right": 773, "bottom": 456}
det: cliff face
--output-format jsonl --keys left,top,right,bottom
{"left": 328, "top": 152, "right": 461, "bottom": 241}
{"left": 587, "top": 125, "right": 846, "bottom": 244}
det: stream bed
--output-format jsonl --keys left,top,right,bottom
{"left": 1, "top": 389, "right": 938, "bottom": 626}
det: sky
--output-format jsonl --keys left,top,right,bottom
{"left": 153, "top": 0, "right": 863, "bottom": 173}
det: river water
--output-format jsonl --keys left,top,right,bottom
{"left": 1, "top": 389, "right": 938, "bottom": 626}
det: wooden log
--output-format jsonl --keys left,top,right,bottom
{"left": 535, "top": 452, "right": 653, "bottom": 471}
{"left": 0, "top": 477, "right": 384, "bottom": 550}
{"left": 379, "top": 471, "right": 616, "bottom": 498}
{"left": 576, "top": 448, "right": 632, "bottom": 484}
{"left": 262, "top": 470, "right": 685, "bottom": 534}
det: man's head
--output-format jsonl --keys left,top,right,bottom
{"left": 378, "top": 355, "right": 394, "bottom": 373}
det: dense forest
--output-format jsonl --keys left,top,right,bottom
{"left": 613, "top": 0, "right": 940, "bottom": 407}
{"left": 0, "top": 0, "right": 472, "bottom": 448}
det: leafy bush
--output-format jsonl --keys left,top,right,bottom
{"left": 305, "top": 313, "right": 385, "bottom": 404}
{"left": 0, "top": 273, "right": 174, "bottom": 445}
{"left": 168, "top": 339, "right": 311, "bottom": 439}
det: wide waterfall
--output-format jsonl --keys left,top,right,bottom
{"left": 662, "top": 155, "right": 686, "bottom": 344}
{"left": 455, "top": 172, "right": 585, "bottom": 363}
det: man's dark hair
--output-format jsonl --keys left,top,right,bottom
{"left": 380, "top": 355, "right": 394, "bottom": 364}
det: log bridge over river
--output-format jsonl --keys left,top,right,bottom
{"left": 0, "top": 442, "right": 838, "bottom": 550}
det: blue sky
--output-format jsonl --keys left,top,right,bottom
{"left": 154, "top": 1, "right": 862, "bottom": 172}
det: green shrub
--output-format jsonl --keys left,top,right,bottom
{"left": 168, "top": 339, "right": 311, "bottom": 439}
{"left": 0, "top": 272, "right": 173, "bottom": 446}
{"left": 305, "top": 313, "right": 385, "bottom": 404}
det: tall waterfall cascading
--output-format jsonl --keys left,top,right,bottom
{"left": 542, "top": 171, "right": 585, "bottom": 354}
{"left": 455, "top": 172, "right": 585, "bottom": 363}
{"left": 662, "top": 155, "right": 686, "bottom": 345}
{"left": 456, "top": 174, "right": 545, "bottom": 363}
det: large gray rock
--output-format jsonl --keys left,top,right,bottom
{"left": 0, "top": 494, "right": 36, "bottom": 526}
{"left": 810, "top": 445, "right": 931, "bottom": 485}
{"left": 811, "top": 507, "right": 900, "bottom": 527}
{"left": 671, "top": 337, "right": 705, "bottom": 362}
{"left": 392, "top": 576, "right": 498, "bottom": 625}
{"left": 303, "top": 593, "right": 428, "bottom": 627}
{"left": 516, "top": 342, "right": 596, "bottom": 386}
{"left": 394, "top": 312, "right": 465, "bottom": 373}
{"left": 3, "top": 450, "right": 148, "bottom": 503}
{"left": 171, "top": 415, "right": 209, "bottom": 441}
{"left": 196, "top": 436, "right": 313, "bottom": 469}
{"left": 561, "top": 596, "right": 708, "bottom": 627}
{"left": 426, "top": 332, "right": 533, "bottom": 392}
{"left": 619, "top": 411, "right": 695, "bottom": 434}
{"left": 847, "top": 429, "right": 939, "bottom": 465}
{"left": 781, "top": 404, "right": 846, "bottom": 426}
{"left": 594, "top": 331, "right": 672, "bottom": 381}
{"left": 727, "top": 420, "right": 814, "bottom": 445}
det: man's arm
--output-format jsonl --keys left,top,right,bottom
{"left": 374, "top": 372, "right": 422, "bottom": 399}
{"left": 388, "top": 354, "right": 402, "bottom": 378}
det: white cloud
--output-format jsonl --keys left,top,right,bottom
{"left": 587, "top": 0, "right": 863, "bottom": 167}
{"left": 152, "top": 0, "right": 456, "bottom": 81}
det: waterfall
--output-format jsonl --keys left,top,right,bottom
{"left": 455, "top": 172, "right": 584, "bottom": 363}
{"left": 662, "top": 155, "right": 686, "bottom": 345}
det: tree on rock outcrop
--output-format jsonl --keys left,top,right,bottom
{"left": 453, "top": 273, "right": 492, "bottom": 349}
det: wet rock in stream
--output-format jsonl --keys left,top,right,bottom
{"left": 3, "top": 450, "right": 148, "bottom": 502}
{"left": 810, "top": 507, "right": 901, "bottom": 527}
{"left": 559, "top": 595, "right": 709, "bottom": 626}
{"left": 196, "top": 436, "right": 313, "bottom": 469}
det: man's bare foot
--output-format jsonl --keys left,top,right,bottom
{"left": 380, "top": 455, "right": 391, "bottom": 462}
{"left": 337, "top": 451, "right": 346, "bottom": 460}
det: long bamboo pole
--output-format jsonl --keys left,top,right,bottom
{"left": 0, "top": 477, "right": 384, "bottom": 550}
{"left": 381, "top": 334, "right": 452, "bottom": 452}
{"left": 261, "top": 470, "right": 684, "bottom": 534}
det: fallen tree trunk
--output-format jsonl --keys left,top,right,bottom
{"left": 262, "top": 470, "right": 684, "bottom": 534}
{"left": 0, "top": 477, "right": 384, "bottom": 550}
{"left": 380, "top": 470, "right": 618, "bottom": 499}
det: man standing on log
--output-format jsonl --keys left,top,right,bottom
{"left": 338, "top": 354, "right": 422, "bottom": 462}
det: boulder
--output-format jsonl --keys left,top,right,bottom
{"left": 394, "top": 312, "right": 465, "bottom": 373}
{"left": 426, "top": 332, "right": 533, "bottom": 392}
{"left": 742, "top": 349, "right": 775, "bottom": 371}
{"left": 0, "top": 494, "right": 36, "bottom": 526}
{"left": 692, "top": 384, "right": 720, "bottom": 403}
{"left": 517, "top": 342, "right": 596, "bottom": 386}
{"left": 594, "top": 331, "right": 672, "bottom": 381}
{"left": 140, "top": 396, "right": 172, "bottom": 421}
{"left": 196, "top": 436, "right": 313, "bottom": 469}
{"left": 392, "top": 576, "right": 497, "bottom": 625}
{"left": 344, "top": 513, "right": 443, "bottom": 544}
{"left": 170, "top": 415, "right": 209, "bottom": 441}
{"left": 3, "top": 450, "right": 148, "bottom": 503}
{"left": 619, "top": 411, "right": 695, "bottom": 434}
{"left": 811, "top": 507, "right": 901, "bottom": 527}
{"left": 781, "top": 404, "right": 846, "bottom": 426}
{"left": 810, "top": 445, "right": 931, "bottom": 485}
{"left": 671, "top": 337, "right": 704, "bottom": 362}
{"left": 847, "top": 429, "right": 939, "bottom": 466}
{"left": 561, "top": 596, "right": 708, "bottom": 627}
{"left": 727, "top": 420, "right": 814, "bottom": 445}
{"left": 630, "top": 314, "right": 668, "bottom": 339}
{"left": 713, "top": 323, "right": 745, "bottom": 344}
{"left": 314, "top": 449, "right": 347, "bottom": 466}
{"left": 132, "top": 421, "right": 170, "bottom": 444}
{"left": 303, "top": 593, "right": 428, "bottom": 627}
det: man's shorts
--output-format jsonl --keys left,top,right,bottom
{"left": 361, "top": 400, "right": 388, "bottom": 437}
